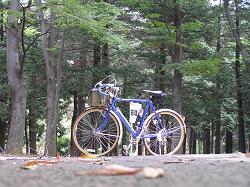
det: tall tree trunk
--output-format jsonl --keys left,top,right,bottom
{"left": 173, "top": 1, "right": 184, "bottom": 154}
{"left": 70, "top": 91, "right": 80, "bottom": 157}
{"left": 173, "top": 1, "right": 183, "bottom": 114}
{"left": 6, "top": 0, "right": 27, "bottom": 154}
{"left": 203, "top": 126, "right": 210, "bottom": 154}
{"left": 29, "top": 102, "right": 37, "bottom": 155}
{"left": 45, "top": 12, "right": 57, "bottom": 157}
{"left": 189, "top": 127, "right": 196, "bottom": 154}
{"left": 25, "top": 118, "right": 29, "bottom": 154}
{"left": 77, "top": 95, "right": 84, "bottom": 114}
{"left": 0, "top": 118, "right": 6, "bottom": 150}
{"left": 215, "top": 5, "right": 222, "bottom": 154}
{"left": 210, "top": 123, "right": 214, "bottom": 153}
{"left": 225, "top": 130, "right": 233, "bottom": 153}
{"left": 93, "top": 41, "right": 102, "bottom": 85}
{"left": 39, "top": 6, "right": 65, "bottom": 156}
{"left": 155, "top": 43, "right": 166, "bottom": 92}
{"left": 102, "top": 43, "right": 109, "bottom": 65}
{"left": 223, "top": 0, "right": 250, "bottom": 74}
{"left": 214, "top": 115, "right": 221, "bottom": 154}
{"left": 234, "top": 0, "right": 246, "bottom": 153}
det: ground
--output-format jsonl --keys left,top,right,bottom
{"left": 0, "top": 154, "right": 250, "bottom": 187}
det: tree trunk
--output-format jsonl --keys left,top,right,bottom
{"left": 189, "top": 127, "right": 196, "bottom": 154}
{"left": 223, "top": 0, "right": 250, "bottom": 74}
{"left": 39, "top": 6, "right": 65, "bottom": 156}
{"left": 225, "top": 130, "right": 233, "bottom": 153}
{"left": 203, "top": 126, "right": 210, "bottom": 154}
{"left": 214, "top": 3, "right": 222, "bottom": 154}
{"left": 234, "top": 0, "right": 246, "bottom": 153}
{"left": 155, "top": 43, "right": 166, "bottom": 92}
{"left": 6, "top": 0, "right": 27, "bottom": 155}
{"left": 172, "top": 1, "right": 184, "bottom": 154}
{"left": 70, "top": 91, "right": 80, "bottom": 157}
{"left": 173, "top": 1, "right": 183, "bottom": 114}
{"left": 0, "top": 118, "right": 6, "bottom": 150}
{"left": 93, "top": 41, "right": 102, "bottom": 85}
{"left": 25, "top": 118, "right": 29, "bottom": 154}
{"left": 214, "top": 115, "right": 221, "bottom": 154}
{"left": 77, "top": 95, "right": 84, "bottom": 115}
{"left": 210, "top": 123, "right": 214, "bottom": 153}
{"left": 29, "top": 104, "right": 37, "bottom": 155}
{"left": 102, "top": 43, "right": 109, "bottom": 65}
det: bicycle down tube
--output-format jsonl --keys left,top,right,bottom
{"left": 97, "top": 97, "right": 156, "bottom": 138}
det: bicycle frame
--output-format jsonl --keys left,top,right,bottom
{"left": 97, "top": 96, "right": 162, "bottom": 139}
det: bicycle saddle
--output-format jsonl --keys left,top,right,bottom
{"left": 143, "top": 90, "right": 166, "bottom": 96}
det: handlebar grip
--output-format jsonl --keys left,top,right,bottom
{"left": 98, "top": 84, "right": 114, "bottom": 96}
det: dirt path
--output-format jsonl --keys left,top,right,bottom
{"left": 0, "top": 154, "right": 250, "bottom": 187}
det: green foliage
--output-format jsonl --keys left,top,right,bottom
{"left": 50, "top": 0, "right": 129, "bottom": 50}
{"left": 57, "top": 135, "right": 70, "bottom": 156}
{"left": 181, "top": 58, "right": 223, "bottom": 76}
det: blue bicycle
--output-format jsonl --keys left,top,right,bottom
{"left": 73, "top": 75, "right": 186, "bottom": 156}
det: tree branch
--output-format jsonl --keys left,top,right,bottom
{"left": 223, "top": 0, "right": 250, "bottom": 74}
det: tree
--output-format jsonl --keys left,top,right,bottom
{"left": 234, "top": 0, "right": 246, "bottom": 153}
{"left": 6, "top": 0, "right": 27, "bottom": 154}
{"left": 38, "top": 3, "right": 65, "bottom": 156}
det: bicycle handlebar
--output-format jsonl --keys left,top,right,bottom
{"left": 93, "top": 75, "right": 120, "bottom": 97}
{"left": 98, "top": 84, "right": 114, "bottom": 96}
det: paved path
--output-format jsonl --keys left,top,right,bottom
{"left": 0, "top": 154, "right": 250, "bottom": 187}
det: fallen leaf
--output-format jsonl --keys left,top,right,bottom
{"left": 76, "top": 164, "right": 165, "bottom": 178}
{"left": 80, "top": 153, "right": 97, "bottom": 159}
{"left": 142, "top": 167, "right": 164, "bottom": 178}
{"left": 20, "top": 159, "right": 60, "bottom": 170}
{"left": 20, "top": 161, "right": 39, "bottom": 170}
{"left": 76, "top": 164, "right": 141, "bottom": 176}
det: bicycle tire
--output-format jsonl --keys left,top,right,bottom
{"left": 73, "top": 107, "right": 122, "bottom": 156}
{"left": 143, "top": 109, "right": 185, "bottom": 155}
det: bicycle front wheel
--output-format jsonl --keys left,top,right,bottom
{"left": 73, "top": 107, "right": 121, "bottom": 156}
{"left": 143, "top": 109, "right": 185, "bottom": 155}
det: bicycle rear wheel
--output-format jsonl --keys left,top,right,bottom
{"left": 73, "top": 107, "right": 121, "bottom": 156}
{"left": 143, "top": 109, "right": 185, "bottom": 155}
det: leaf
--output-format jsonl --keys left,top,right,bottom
{"left": 20, "top": 159, "right": 60, "bottom": 170}
{"left": 80, "top": 153, "right": 98, "bottom": 159}
{"left": 142, "top": 167, "right": 164, "bottom": 178}
{"left": 76, "top": 164, "right": 165, "bottom": 178}
{"left": 20, "top": 161, "right": 39, "bottom": 170}
{"left": 76, "top": 164, "right": 141, "bottom": 176}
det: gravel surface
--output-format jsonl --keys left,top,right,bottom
{"left": 0, "top": 154, "right": 250, "bottom": 187}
